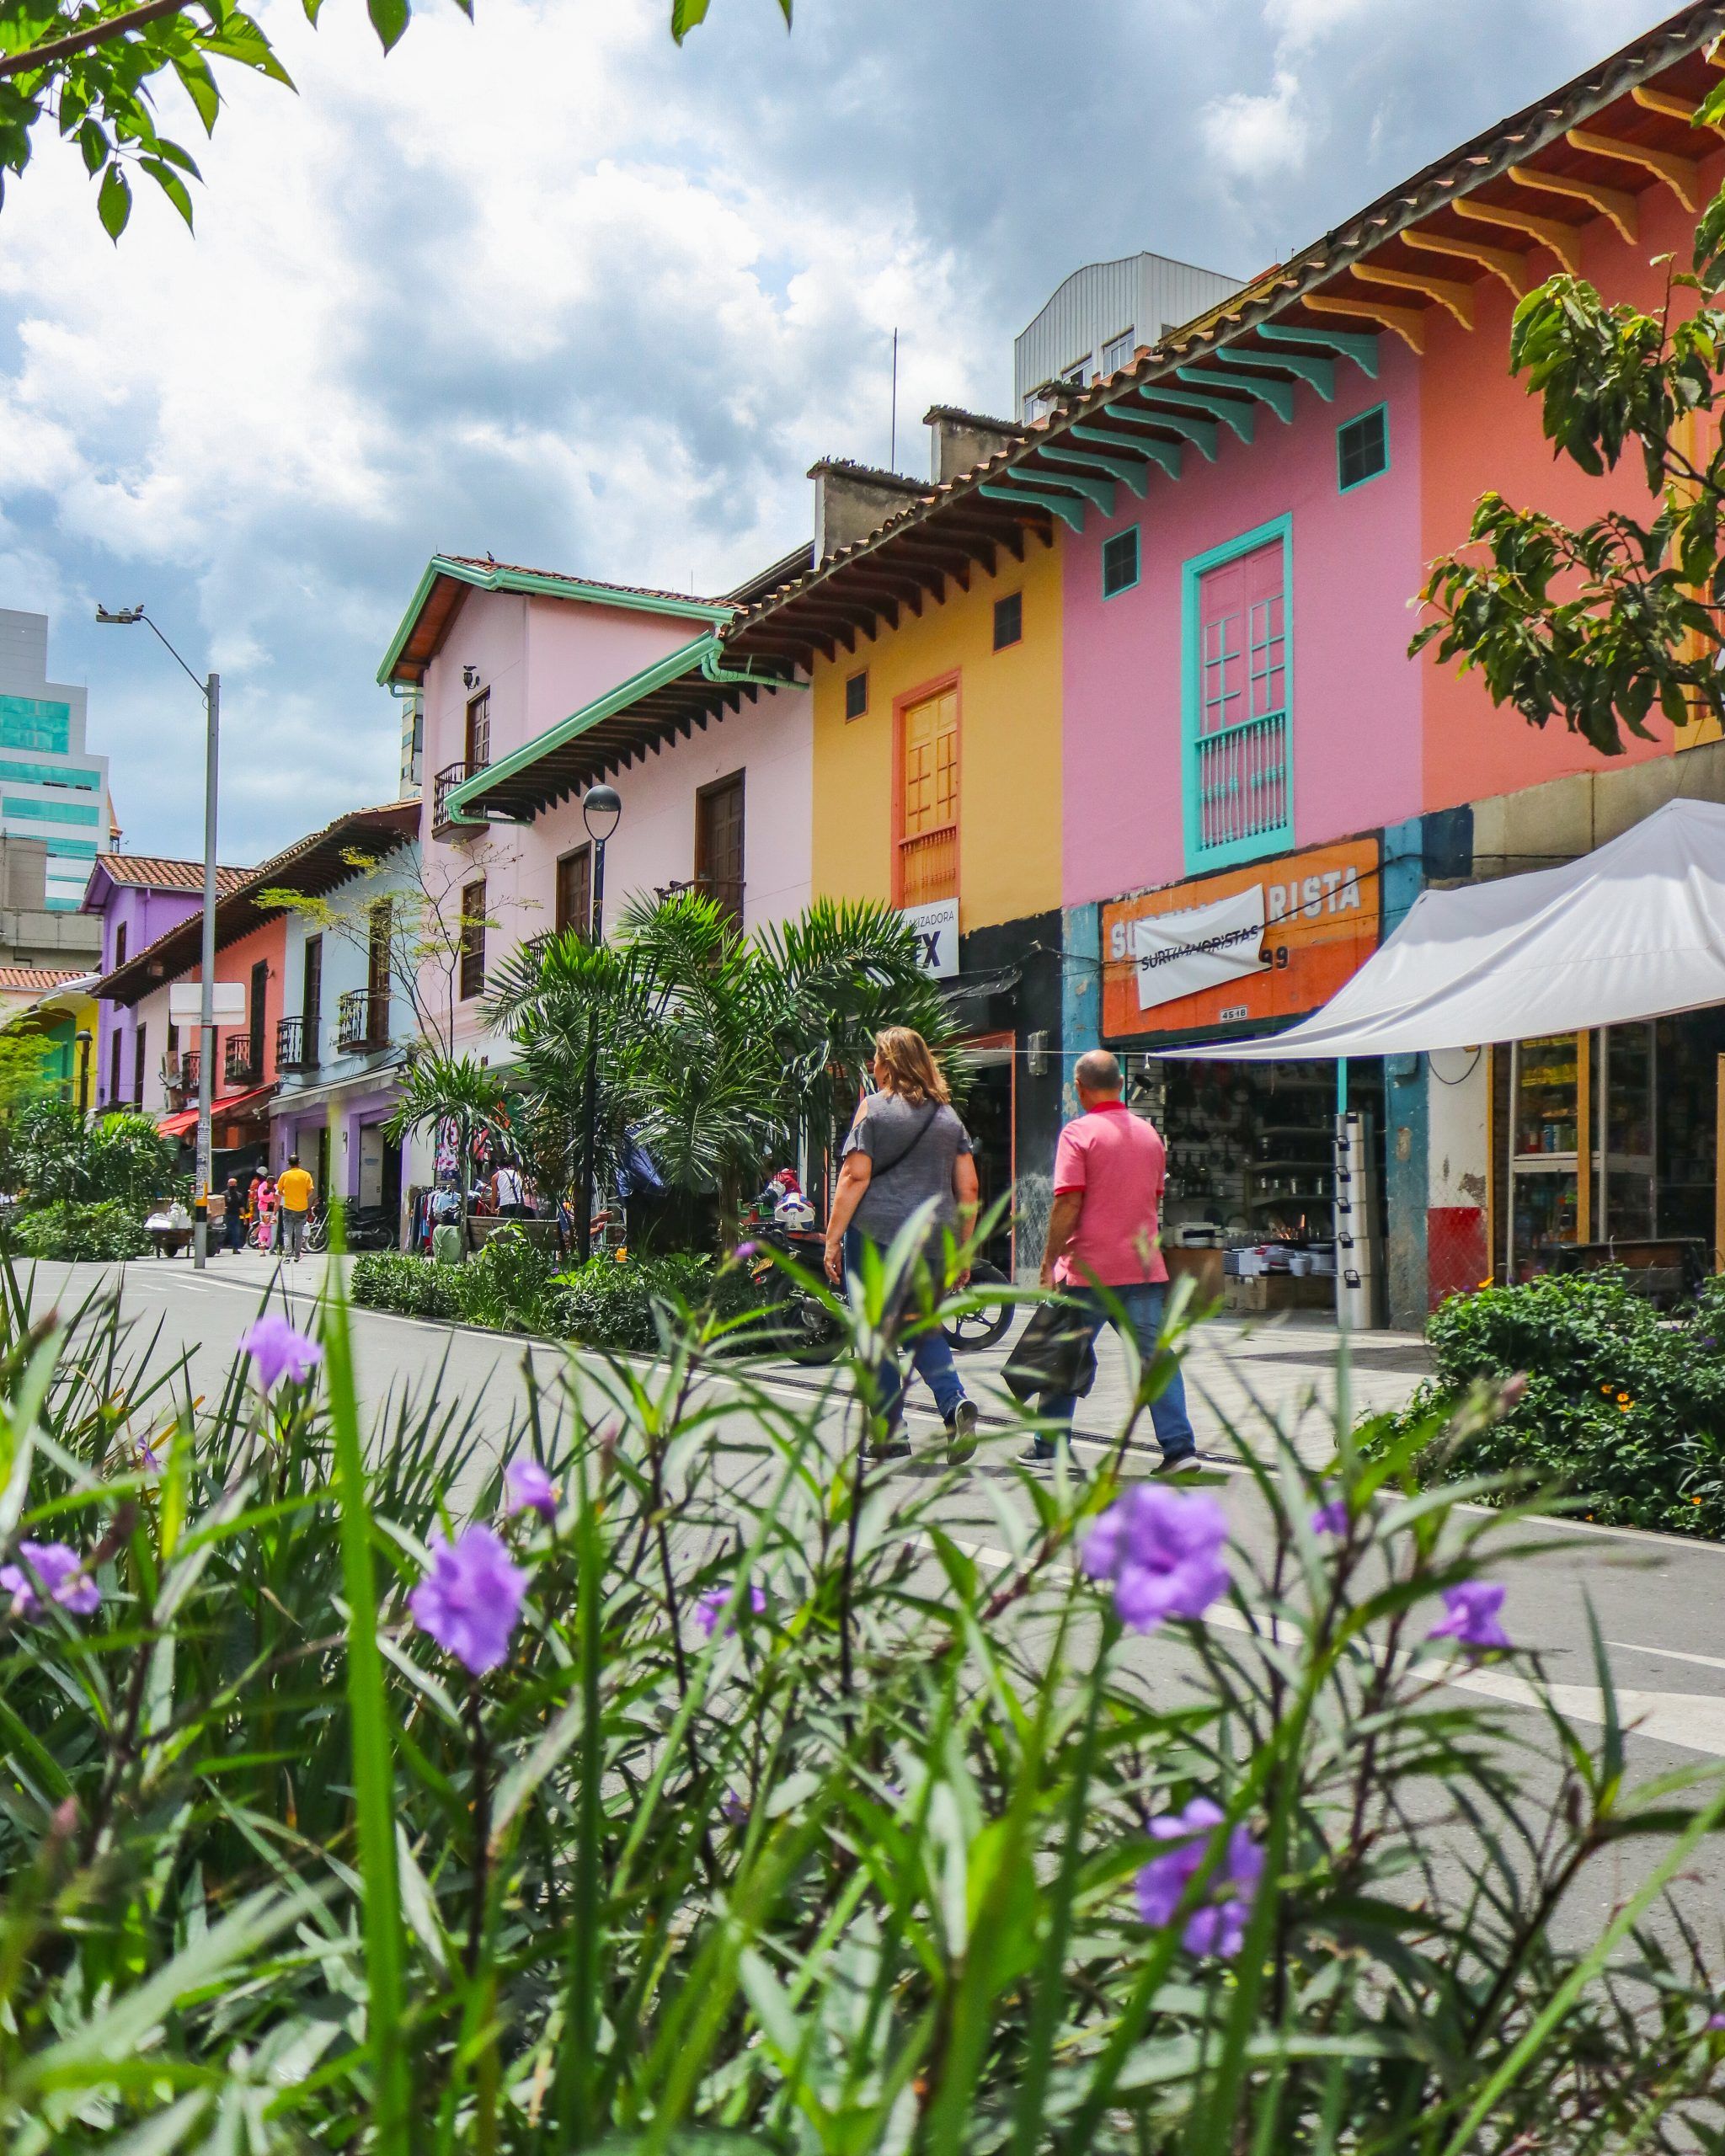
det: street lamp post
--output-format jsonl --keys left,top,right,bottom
{"left": 575, "top": 784, "right": 621, "bottom": 1266}
{"left": 96, "top": 606, "right": 220, "bottom": 1271}
{"left": 73, "top": 1028, "right": 92, "bottom": 1113}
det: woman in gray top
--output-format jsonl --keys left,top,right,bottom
{"left": 824, "top": 1027, "right": 980, "bottom": 1464}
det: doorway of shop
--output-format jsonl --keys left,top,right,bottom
{"left": 964, "top": 1038, "right": 1015, "bottom": 1274}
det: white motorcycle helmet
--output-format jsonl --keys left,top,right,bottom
{"left": 774, "top": 1191, "right": 816, "bottom": 1230}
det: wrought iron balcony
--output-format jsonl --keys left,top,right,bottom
{"left": 433, "top": 760, "right": 481, "bottom": 832}
{"left": 276, "top": 1015, "right": 318, "bottom": 1071}
{"left": 223, "top": 1035, "right": 261, "bottom": 1088}
{"left": 163, "top": 1050, "right": 199, "bottom": 1097}
{"left": 654, "top": 874, "right": 745, "bottom": 921}
{"left": 337, "top": 989, "right": 389, "bottom": 1054}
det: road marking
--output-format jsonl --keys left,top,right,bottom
{"left": 1608, "top": 1640, "right": 1725, "bottom": 1674}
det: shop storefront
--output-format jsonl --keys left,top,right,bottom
{"left": 1099, "top": 836, "right": 1386, "bottom": 1318}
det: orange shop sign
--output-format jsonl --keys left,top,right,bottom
{"left": 1101, "top": 836, "right": 1381, "bottom": 1042}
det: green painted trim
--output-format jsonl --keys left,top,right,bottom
{"left": 1127, "top": 395, "right": 1219, "bottom": 462}
{"left": 377, "top": 556, "right": 733, "bottom": 685}
{"left": 1101, "top": 524, "right": 1141, "bottom": 600}
{"left": 1140, "top": 385, "right": 1254, "bottom": 445}
{"left": 445, "top": 633, "right": 722, "bottom": 820}
{"left": 1257, "top": 321, "right": 1379, "bottom": 380}
{"left": 1039, "top": 443, "right": 1149, "bottom": 499}
{"left": 1181, "top": 513, "right": 1295, "bottom": 876}
{"left": 1338, "top": 403, "right": 1391, "bottom": 494}
{"left": 1188, "top": 360, "right": 1295, "bottom": 424}
{"left": 1218, "top": 344, "right": 1334, "bottom": 402}
{"left": 978, "top": 480, "right": 1087, "bottom": 532}
{"left": 1007, "top": 464, "right": 1117, "bottom": 515}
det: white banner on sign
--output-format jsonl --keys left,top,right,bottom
{"left": 168, "top": 982, "right": 247, "bottom": 1023}
{"left": 1133, "top": 884, "right": 1266, "bottom": 1011}
{"left": 901, "top": 898, "right": 959, "bottom": 979}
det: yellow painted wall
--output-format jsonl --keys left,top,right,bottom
{"left": 809, "top": 531, "right": 1063, "bottom": 934}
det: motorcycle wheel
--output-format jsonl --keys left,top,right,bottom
{"left": 944, "top": 1261, "right": 1014, "bottom": 1352}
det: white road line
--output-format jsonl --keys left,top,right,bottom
{"left": 1608, "top": 1640, "right": 1725, "bottom": 1674}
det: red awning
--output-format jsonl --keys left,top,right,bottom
{"left": 156, "top": 1083, "right": 278, "bottom": 1141}
{"left": 156, "top": 1107, "right": 198, "bottom": 1138}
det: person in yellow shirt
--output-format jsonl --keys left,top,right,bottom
{"left": 276, "top": 1154, "right": 315, "bottom": 1263}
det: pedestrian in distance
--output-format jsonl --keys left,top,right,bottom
{"left": 823, "top": 1026, "right": 980, "bottom": 1465}
{"left": 222, "top": 1176, "right": 245, "bottom": 1253}
{"left": 254, "top": 1174, "right": 277, "bottom": 1252}
{"left": 1022, "top": 1047, "right": 1200, "bottom": 1474}
{"left": 491, "top": 1159, "right": 528, "bottom": 1219}
{"left": 276, "top": 1153, "right": 315, "bottom": 1264}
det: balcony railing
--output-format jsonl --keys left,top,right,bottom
{"left": 224, "top": 1036, "right": 261, "bottom": 1088}
{"left": 655, "top": 875, "right": 745, "bottom": 921}
{"left": 897, "top": 826, "right": 958, "bottom": 910}
{"left": 337, "top": 989, "right": 390, "bottom": 1054}
{"left": 1193, "top": 710, "right": 1291, "bottom": 859}
{"left": 163, "top": 1050, "right": 199, "bottom": 1097}
{"left": 276, "top": 1015, "right": 318, "bottom": 1071}
{"left": 433, "top": 760, "right": 481, "bottom": 831}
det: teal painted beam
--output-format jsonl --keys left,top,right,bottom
{"left": 1139, "top": 384, "right": 1254, "bottom": 445}
{"left": 1068, "top": 422, "right": 1182, "bottom": 482}
{"left": 1008, "top": 463, "right": 1117, "bottom": 515}
{"left": 1214, "top": 344, "right": 1334, "bottom": 401}
{"left": 1183, "top": 360, "right": 1295, "bottom": 424}
{"left": 1257, "top": 320, "right": 1379, "bottom": 379}
{"left": 1040, "top": 442, "right": 1149, "bottom": 498}
{"left": 1125, "top": 393, "right": 1219, "bottom": 461}
{"left": 979, "top": 480, "right": 1085, "bottom": 533}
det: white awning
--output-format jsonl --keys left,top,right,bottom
{"left": 1164, "top": 798, "right": 1725, "bottom": 1062}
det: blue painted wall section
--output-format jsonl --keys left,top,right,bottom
{"left": 1060, "top": 902, "right": 1102, "bottom": 1120}
{"left": 1381, "top": 817, "right": 1427, "bottom": 1330}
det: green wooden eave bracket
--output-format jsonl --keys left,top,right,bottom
{"left": 1180, "top": 362, "right": 1295, "bottom": 424}
{"left": 978, "top": 480, "right": 1086, "bottom": 533}
{"left": 1068, "top": 423, "right": 1182, "bottom": 482}
{"left": 1215, "top": 344, "right": 1335, "bottom": 401}
{"left": 1135, "top": 384, "right": 1254, "bottom": 445}
{"left": 1124, "top": 393, "right": 1219, "bottom": 462}
{"left": 1257, "top": 321, "right": 1379, "bottom": 379}
{"left": 1039, "top": 442, "right": 1149, "bottom": 499}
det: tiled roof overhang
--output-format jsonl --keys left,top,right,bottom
{"left": 724, "top": 2, "right": 1725, "bottom": 673}
{"left": 97, "top": 801, "right": 419, "bottom": 1006}
{"left": 378, "top": 556, "right": 735, "bottom": 689}
{"left": 446, "top": 634, "right": 798, "bottom": 825}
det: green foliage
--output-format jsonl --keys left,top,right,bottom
{"left": 350, "top": 1247, "right": 463, "bottom": 1321}
{"left": 5, "top": 1102, "right": 178, "bottom": 1215}
{"left": 1, "top": 0, "right": 783, "bottom": 235}
{"left": 1415, "top": 85, "right": 1725, "bottom": 753}
{"left": 0, "top": 1260, "right": 1722, "bottom": 2146}
{"left": 547, "top": 1246, "right": 759, "bottom": 1348}
{"left": 1380, "top": 1270, "right": 1725, "bottom": 1534}
{"left": 457, "top": 1224, "right": 558, "bottom": 1331}
{"left": 8, "top": 1195, "right": 151, "bottom": 1260}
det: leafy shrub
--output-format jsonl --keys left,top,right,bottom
{"left": 457, "top": 1225, "right": 558, "bottom": 1331}
{"left": 1382, "top": 1270, "right": 1725, "bottom": 1533}
{"left": 547, "top": 1247, "right": 760, "bottom": 1349}
{"left": 0, "top": 1258, "right": 1722, "bottom": 2148}
{"left": 5, "top": 1101, "right": 180, "bottom": 1213}
{"left": 8, "top": 1198, "right": 152, "bottom": 1261}
{"left": 350, "top": 1249, "right": 464, "bottom": 1321}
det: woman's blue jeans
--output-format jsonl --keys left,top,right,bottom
{"left": 844, "top": 1228, "right": 968, "bottom": 1428}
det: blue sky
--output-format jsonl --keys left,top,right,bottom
{"left": 0, "top": 0, "right": 1662, "bottom": 862}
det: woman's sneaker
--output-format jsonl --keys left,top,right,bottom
{"left": 946, "top": 1400, "right": 979, "bottom": 1464}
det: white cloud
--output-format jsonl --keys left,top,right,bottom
{"left": 1199, "top": 68, "right": 1312, "bottom": 180}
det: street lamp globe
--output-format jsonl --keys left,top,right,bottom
{"left": 581, "top": 785, "right": 622, "bottom": 845}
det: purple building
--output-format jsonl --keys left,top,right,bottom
{"left": 81, "top": 857, "right": 247, "bottom": 1112}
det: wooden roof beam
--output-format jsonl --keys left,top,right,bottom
{"left": 1566, "top": 122, "right": 1702, "bottom": 210}
{"left": 1509, "top": 160, "right": 1637, "bottom": 244}
{"left": 1632, "top": 84, "right": 1724, "bottom": 131}
{"left": 1127, "top": 381, "right": 1256, "bottom": 441}
{"left": 1453, "top": 189, "right": 1582, "bottom": 271}
{"left": 978, "top": 479, "right": 1086, "bottom": 533}
{"left": 1303, "top": 291, "right": 1426, "bottom": 354}
{"left": 1038, "top": 442, "right": 1151, "bottom": 499}
{"left": 1350, "top": 260, "right": 1472, "bottom": 328}
{"left": 1402, "top": 224, "right": 1531, "bottom": 296}
{"left": 1124, "top": 395, "right": 1220, "bottom": 460}
{"left": 1068, "top": 419, "right": 1183, "bottom": 481}
{"left": 1256, "top": 320, "right": 1380, "bottom": 377}
{"left": 1189, "top": 357, "right": 1295, "bottom": 423}
{"left": 1002, "top": 462, "right": 1118, "bottom": 514}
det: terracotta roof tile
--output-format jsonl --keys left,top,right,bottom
{"left": 90, "top": 856, "right": 249, "bottom": 895}
{"left": 440, "top": 556, "right": 726, "bottom": 610}
{"left": 0, "top": 966, "right": 86, "bottom": 991}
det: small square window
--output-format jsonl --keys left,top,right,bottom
{"left": 845, "top": 670, "right": 868, "bottom": 722}
{"left": 1102, "top": 328, "right": 1136, "bottom": 376}
{"left": 1338, "top": 405, "right": 1389, "bottom": 491}
{"left": 1102, "top": 526, "right": 1140, "bottom": 600}
{"left": 993, "top": 592, "right": 1023, "bottom": 650}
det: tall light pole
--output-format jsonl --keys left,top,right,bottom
{"left": 575, "top": 784, "right": 621, "bottom": 1265}
{"left": 96, "top": 606, "right": 220, "bottom": 1271}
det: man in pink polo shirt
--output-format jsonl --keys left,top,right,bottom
{"left": 1022, "top": 1048, "right": 1199, "bottom": 1470}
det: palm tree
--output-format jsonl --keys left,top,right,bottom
{"left": 383, "top": 1054, "right": 519, "bottom": 1250}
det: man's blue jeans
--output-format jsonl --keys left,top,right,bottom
{"left": 1038, "top": 1281, "right": 1196, "bottom": 1460}
{"left": 845, "top": 1229, "right": 968, "bottom": 1428}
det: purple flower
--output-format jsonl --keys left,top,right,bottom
{"left": 1429, "top": 1581, "right": 1511, "bottom": 1654}
{"left": 1, "top": 1540, "right": 100, "bottom": 1620}
{"left": 695, "top": 1581, "right": 767, "bottom": 1640}
{"left": 719, "top": 1788, "right": 749, "bottom": 1824}
{"left": 1310, "top": 1487, "right": 1350, "bottom": 1537}
{"left": 238, "top": 1313, "right": 322, "bottom": 1392}
{"left": 734, "top": 1241, "right": 760, "bottom": 1261}
{"left": 1081, "top": 1486, "right": 1230, "bottom": 1633}
{"left": 138, "top": 1438, "right": 163, "bottom": 1473}
{"left": 505, "top": 1460, "right": 557, "bottom": 1521}
{"left": 409, "top": 1525, "right": 529, "bottom": 1676}
{"left": 1135, "top": 1797, "right": 1264, "bottom": 1959}
{"left": 1709, "top": 2011, "right": 1725, "bottom": 2031}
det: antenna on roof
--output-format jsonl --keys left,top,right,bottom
{"left": 889, "top": 328, "right": 899, "bottom": 475}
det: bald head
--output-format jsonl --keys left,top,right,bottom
{"left": 1074, "top": 1049, "right": 1123, "bottom": 1105}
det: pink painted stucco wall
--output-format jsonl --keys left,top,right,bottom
{"left": 1061, "top": 336, "right": 1423, "bottom": 908}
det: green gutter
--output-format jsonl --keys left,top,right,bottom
{"left": 377, "top": 556, "right": 734, "bottom": 686}
{"left": 443, "top": 632, "right": 792, "bottom": 824}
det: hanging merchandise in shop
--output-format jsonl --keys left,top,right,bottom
{"left": 1102, "top": 835, "right": 1381, "bottom": 1042}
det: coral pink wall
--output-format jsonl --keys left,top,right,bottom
{"left": 1061, "top": 339, "right": 1423, "bottom": 908}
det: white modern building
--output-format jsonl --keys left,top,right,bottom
{"left": 0, "top": 610, "right": 113, "bottom": 910}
